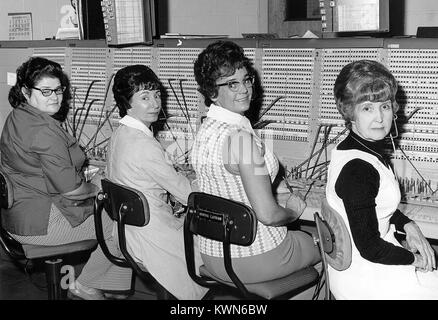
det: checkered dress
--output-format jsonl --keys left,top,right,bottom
{"left": 191, "top": 117, "right": 287, "bottom": 258}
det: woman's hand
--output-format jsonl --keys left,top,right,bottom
{"left": 62, "top": 180, "right": 100, "bottom": 200}
{"left": 190, "top": 179, "right": 199, "bottom": 191}
{"left": 404, "top": 222, "right": 436, "bottom": 272}
{"left": 412, "top": 254, "right": 427, "bottom": 271}
{"left": 285, "top": 192, "right": 307, "bottom": 217}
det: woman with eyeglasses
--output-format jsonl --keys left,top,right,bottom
{"left": 0, "top": 57, "right": 133, "bottom": 300}
{"left": 191, "top": 40, "right": 320, "bottom": 285}
{"left": 326, "top": 59, "right": 438, "bottom": 299}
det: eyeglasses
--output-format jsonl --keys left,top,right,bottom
{"left": 216, "top": 75, "right": 254, "bottom": 92}
{"left": 31, "top": 86, "right": 66, "bottom": 97}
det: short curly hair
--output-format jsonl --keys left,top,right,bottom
{"left": 334, "top": 59, "right": 399, "bottom": 129}
{"left": 194, "top": 40, "right": 256, "bottom": 106}
{"left": 112, "top": 65, "right": 162, "bottom": 118}
{"left": 8, "top": 57, "right": 72, "bottom": 122}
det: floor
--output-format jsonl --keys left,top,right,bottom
{"left": 0, "top": 245, "right": 246, "bottom": 300}
{"left": 0, "top": 223, "right": 324, "bottom": 300}
{"left": 0, "top": 247, "right": 158, "bottom": 300}
{"left": 0, "top": 244, "right": 323, "bottom": 300}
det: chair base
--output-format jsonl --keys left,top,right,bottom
{"left": 6, "top": 246, "right": 95, "bottom": 300}
{"left": 45, "top": 258, "right": 64, "bottom": 300}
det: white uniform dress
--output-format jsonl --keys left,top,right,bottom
{"left": 326, "top": 148, "right": 438, "bottom": 300}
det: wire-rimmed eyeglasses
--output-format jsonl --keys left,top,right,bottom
{"left": 31, "top": 86, "right": 66, "bottom": 97}
{"left": 216, "top": 75, "right": 255, "bottom": 92}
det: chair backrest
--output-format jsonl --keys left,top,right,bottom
{"left": 0, "top": 168, "right": 13, "bottom": 209}
{"left": 0, "top": 168, "right": 26, "bottom": 260}
{"left": 316, "top": 198, "right": 352, "bottom": 271}
{"left": 94, "top": 178, "right": 150, "bottom": 270}
{"left": 96, "top": 178, "right": 177, "bottom": 299}
{"left": 100, "top": 178, "right": 150, "bottom": 227}
{"left": 186, "top": 192, "right": 257, "bottom": 246}
{"left": 185, "top": 192, "right": 320, "bottom": 300}
{"left": 183, "top": 192, "right": 258, "bottom": 296}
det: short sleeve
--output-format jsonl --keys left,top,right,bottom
{"left": 30, "top": 126, "right": 82, "bottom": 194}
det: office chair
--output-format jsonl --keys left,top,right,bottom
{"left": 313, "top": 198, "right": 352, "bottom": 300}
{"left": 184, "top": 191, "right": 320, "bottom": 300}
{"left": 94, "top": 178, "right": 175, "bottom": 300}
{"left": 0, "top": 168, "right": 97, "bottom": 300}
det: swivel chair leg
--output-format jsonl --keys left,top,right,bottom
{"left": 45, "top": 258, "right": 63, "bottom": 300}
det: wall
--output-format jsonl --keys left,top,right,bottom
{"left": 2, "top": 0, "right": 438, "bottom": 41}
{"left": 165, "top": 0, "right": 268, "bottom": 37}
{"left": 0, "top": 0, "right": 72, "bottom": 40}
{"left": 0, "top": 0, "right": 268, "bottom": 40}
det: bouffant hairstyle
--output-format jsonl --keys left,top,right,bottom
{"left": 333, "top": 59, "right": 399, "bottom": 129}
{"left": 112, "top": 65, "right": 162, "bottom": 118}
{"left": 194, "top": 40, "right": 256, "bottom": 106}
{"left": 8, "top": 57, "right": 71, "bottom": 122}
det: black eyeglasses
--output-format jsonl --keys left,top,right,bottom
{"left": 216, "top": 75, "right": 255, "bottom": 92}
{"left": 31, "top": 86, "right": 66, "bottom": 97}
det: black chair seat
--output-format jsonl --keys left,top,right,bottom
{"left": 199, "top": 265, "right": 319, "bottom": 299}
{"left": 22, "top": 239, "right": 97, "bottom": 259}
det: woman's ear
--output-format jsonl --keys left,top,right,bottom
{"left": 21, "top": 87, "right": 31, "bottom": 101}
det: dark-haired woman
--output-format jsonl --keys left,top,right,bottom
{"left": 107, "top": 65, "right": 207, "bottom": 299}
{"left": 0, "top": 57, "right": 132, "bottom": 300}
{"left": 191, "top": 40, "right": 320, "bottom": 285}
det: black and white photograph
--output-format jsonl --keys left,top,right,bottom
{"left": 0, "top": 0, "right": 436, "bottom": 314}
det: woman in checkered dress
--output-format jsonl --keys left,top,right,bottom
{"left": 191, "top": 40, "right": 320, "bottom": 283}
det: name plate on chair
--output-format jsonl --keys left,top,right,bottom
{"left": 188, "top": 192, "right": 257, "bottom": 246}
{"left": 198, "top": 210, "right": 224, "bottom": 223}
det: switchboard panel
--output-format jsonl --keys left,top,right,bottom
{"left": 1, "top": 38, "right": 437, "bottom": 237}
{"left": 260, "top": 48, "right": 314, "bottom": 142}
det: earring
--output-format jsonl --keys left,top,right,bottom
{"left": 390, "top": 114, "right": 399, "bottom": 139}
{"left": 389, "top": 114, "right": 398, "bottom": 153}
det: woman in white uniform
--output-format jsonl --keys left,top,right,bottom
{"left": 106, "top": 65, "right": 207, "bottom": 300}
{"left": 326, "top": 59, "right": 438, "bottom": 299}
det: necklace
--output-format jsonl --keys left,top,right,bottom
{"left": 350, "top": 135, "right": 383, "bottom": 160}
